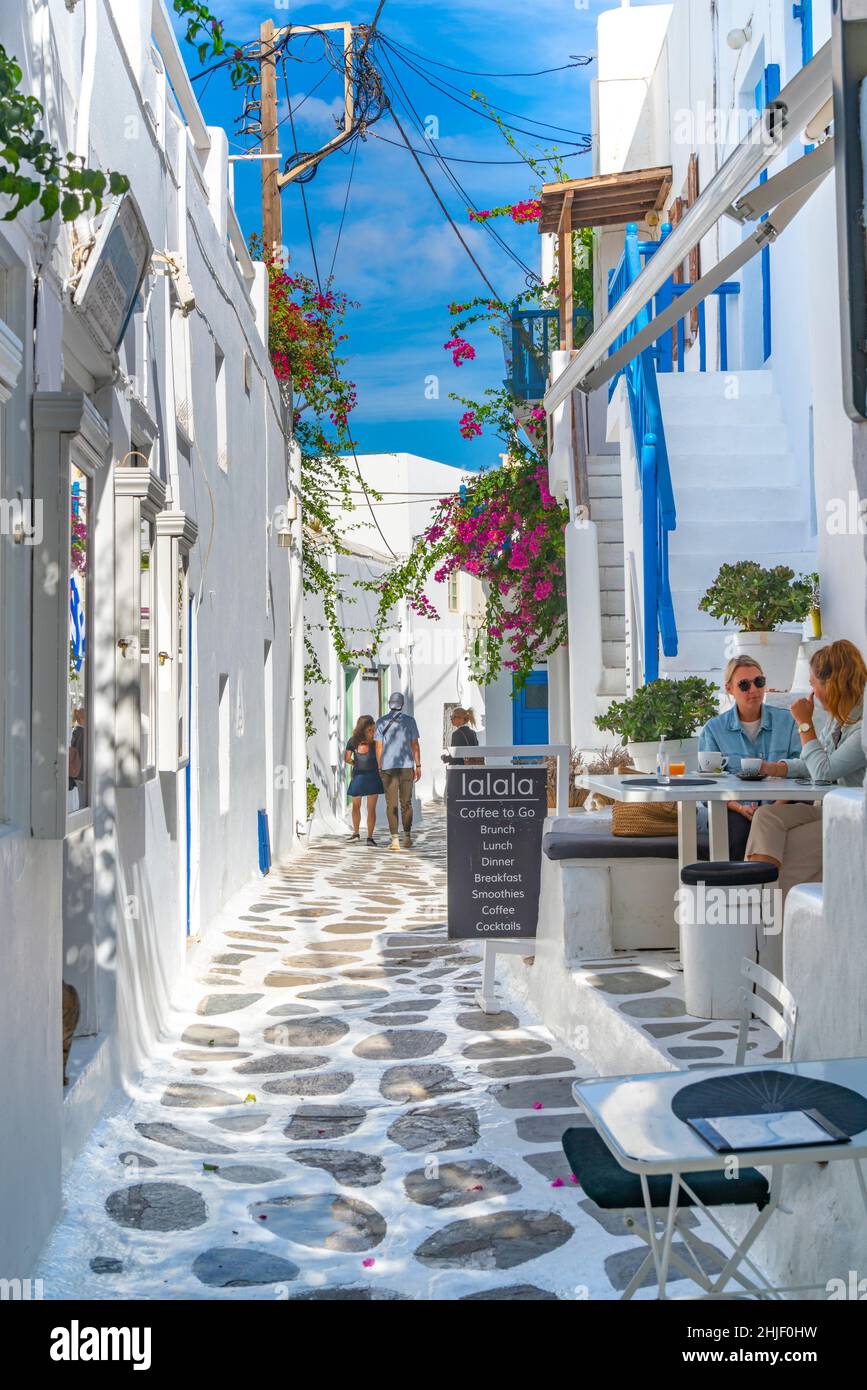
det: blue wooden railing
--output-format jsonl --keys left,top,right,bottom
{"left": 509, "top": 307, "right": 592, "bottom": 403}
{"left": 606, "top": 222, "right": 740, "bottom": 682}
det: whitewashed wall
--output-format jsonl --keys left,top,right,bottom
{"left": 0, "top": 0, "right": 302, "bottom": 1277}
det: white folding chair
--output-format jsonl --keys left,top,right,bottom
{"left": 735, "top": 957, "right": 798, "bottom": 1065}
{"left": 565, "top": 960, "right": 799, "bottom": 1299}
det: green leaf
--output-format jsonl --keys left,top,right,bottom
{"left": 39, "top": 183, "right": 59, "bottom": 219}
{"left": 60, "top": 191, "right": 81, "bottom": 220}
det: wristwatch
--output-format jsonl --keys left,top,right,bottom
{"left": 798, "top": 722, "right": 813, "bottom": 734}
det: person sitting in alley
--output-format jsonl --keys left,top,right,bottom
{"left": 699, "top": 655, "right": 801, "bottom": 859}
{"left": 745, "top": 640, "right": 867, "bottom": 917}
{"left": 375, "top": 691, "right": 421, "bottom": 851}
{"left": 344, "top": 715, "right": 384, "bottom": 846}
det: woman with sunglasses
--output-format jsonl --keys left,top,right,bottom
{"left": 698, "top": 656, "right": 802, "bottom": 858}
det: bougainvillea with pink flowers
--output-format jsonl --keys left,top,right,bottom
{"left": 375, "top": 385, "right": 568, "bottom": 687}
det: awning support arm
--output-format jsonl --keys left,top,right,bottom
{"left": 543, "top": 40, "right": 833, "bottom": 414}
{"left": 726, "top": 135, "right": 835, "bottom": 223}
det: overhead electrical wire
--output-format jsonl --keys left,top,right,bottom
{"left": 367, "top": 129, "right": 587, "bottom": 166}
{"left": 380, "top": 33, "right": 593, "bottom": 80}
{"left": 378, "top": 35, "right": 592, "bottom": 145}
{"left": 279, "top": 9, "right": 400, "bottom": 563}
{"left": 375, "top": 44, "right": 541, "bottom": 287}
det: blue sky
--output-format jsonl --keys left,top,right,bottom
{"left": 177, "top": 2, "right": 649, "bottom": 470}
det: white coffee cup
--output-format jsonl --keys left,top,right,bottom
{"left": 740, "top": 757, "right": 763, "bottom": 776}
{"left": 698, "top": 752, "right": 728, "bottom": 773}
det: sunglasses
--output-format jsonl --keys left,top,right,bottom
{"left": 736, "top": 677, "right": 767, "bottom": 692}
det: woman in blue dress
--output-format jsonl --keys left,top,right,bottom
{"left": 345, "top": 715, "right": 384, "bottom": 845}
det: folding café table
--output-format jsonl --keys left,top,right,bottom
{"left": 573, "top": 1059, "right": 867, "bottom": 1299}
{"left": 580, "top": 773, "right": 836, "bottom": 876}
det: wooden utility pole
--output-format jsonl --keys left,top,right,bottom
{"left": 260, "top": 19, "right": 282, "bottom": 258}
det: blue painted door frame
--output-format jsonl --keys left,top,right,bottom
{"left": 512, "top": 670, "right": 549, "bottom": 745}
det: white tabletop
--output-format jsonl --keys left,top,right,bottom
{"left": 580, "top": 773, "right": 837, "bottom": 804}
{"left": 573, "top": 1057, "right": 867, "bottom": 1174}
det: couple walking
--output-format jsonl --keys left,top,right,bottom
{"left": 344, "top": 692, "right": 421, "bottom": 852}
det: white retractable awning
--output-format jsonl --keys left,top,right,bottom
{"left": 544, "top": 41, "right": 834, "bottom": 413}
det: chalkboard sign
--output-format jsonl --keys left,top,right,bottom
{"left": 447, "top": 764, "right": 548, "bottom": 942}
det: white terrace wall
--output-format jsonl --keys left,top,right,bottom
{"left": 0, "top": 0, "right": 301, "bottom": 1277}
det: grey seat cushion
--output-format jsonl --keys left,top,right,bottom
{"left": 542, "top": 810, "right": 714, "bottom": 862}
{"left": 543, "top": 829, "right": 680, "bottom": 861}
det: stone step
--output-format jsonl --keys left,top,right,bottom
{"left": 600, "top": 666, "right": 627, "bottom": 696}
{"left": 674, "top": 484, "right": 806, "bottom": 524}
{"left": 598, "top": 541, "right": 625, "bottom": 566}
{"left": 589, "top": 496, "right": 623, "bottom": 522}
{"left": 602, "top": 640, "right": 624, "bottom": 668}
{"left": 658, "top": 370, "right": 775, "bottom": 398}
{"left": 595, "top": 518, "right": 624, "bottom": 544}
{"left": 667, "top": 451, "right": 799, "bottom": 487}
{"left": 586, "top": 454, "right": 622, "bottom": 475}
{"left": 664, "top": 422, "right": 790, "bottom": 455}
{"left": 602, "top": 613, "right": 626, "bottom": 642}
{"left": 673, "top": 519, "right": 811, "bottom": 555}
{"left": 600, "top": 590, "right": 626, "bottom": 618}
{"left": 668, "top": 549, "right": 815, "bottom": 591}
{"left": 588, "top": 474, "right": 622, "bottom": 499}
{"left": 599, "top": 565, "right": 625, "bottom": 594}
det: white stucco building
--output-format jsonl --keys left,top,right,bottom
{"left": 306, "top": 452, "right": 494, "bottom": 825}
{"left": 0, "top": 0, "right": 304, "bottom": 1277}
{"left": 517, "top": 0, "right": 867, "bottom": 1296}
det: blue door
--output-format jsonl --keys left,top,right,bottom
{"left": 512, "top": 670, "right": 549, "bottom": 745}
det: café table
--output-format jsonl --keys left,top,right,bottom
{"left": 579, "top": 772, "right": 836, "bottom": 876}
{"left": 572, "top": 1058, "right": 867, "bottom": 1299}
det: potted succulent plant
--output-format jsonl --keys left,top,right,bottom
{"left": 699, "top": 562, "right": 814, "bottom": 692}
{"left": 594, "top": 678, "right": 720, "bottom": 773}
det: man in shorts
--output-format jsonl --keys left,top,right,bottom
{"left": 375, "top": 692, "right": 421, "bottom": 851}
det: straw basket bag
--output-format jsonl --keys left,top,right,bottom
{"left": 611, "top": 802, "right": 678, "bottom": 837}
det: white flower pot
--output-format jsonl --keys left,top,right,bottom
{"left": 793, "top": 637, "right": 827, "bottom": 692}
{"left": 732, "top": 631, "right": 803, "bottom": 693}
{"left": 626, "top": 737, "right": 699, "bottom": 774}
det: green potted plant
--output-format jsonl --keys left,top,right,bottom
{"left": 594, "top": 678, "right": 720, "bottom": 772}
{"left": 698, "top": 562, "right": 814, "bottom": 692}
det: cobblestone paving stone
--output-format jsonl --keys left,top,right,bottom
{"left": 36, "top": 808, "right": 720, "bottom": 1300}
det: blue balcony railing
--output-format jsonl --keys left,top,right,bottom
{"left": 605, "top": 222, "right": 740, "bottom": 684}
{"left": 509, "top": 307, "right": 592, "bottom": 403}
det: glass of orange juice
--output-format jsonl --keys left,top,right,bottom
{"left": 669, "top": 761, "right": 686, "bottom": 777}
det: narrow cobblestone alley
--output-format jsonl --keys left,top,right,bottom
{"left": 40, "top": 811, "right": 665, "bottom": 1301}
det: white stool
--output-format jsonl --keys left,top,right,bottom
{"left": 678, "top": 861, "right": 780, "bottom": 1020}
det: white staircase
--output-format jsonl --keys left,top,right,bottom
{"left": 653, "top": 371, "right": 816, "bottom": 681}
{"left": 588, "top": 453, "right": 627, "bottom": 702}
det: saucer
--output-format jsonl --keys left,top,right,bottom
{"left": 737, "top": 772, "right": 768, "bottom": 782}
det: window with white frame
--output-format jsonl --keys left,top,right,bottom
{"left": 32, "top": 393, "right": 110, "bottom": 838}
{"left": 448, "top": 570, "right": 460, "bottom": 613}
{"left": 114, "top": 463, "right": 166, "bottom": 785}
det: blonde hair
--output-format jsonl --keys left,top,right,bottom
{"left": 810, "top": 640, "right": 867, "bottom": 726}
{"left": 723, "top": 655, "right": 764, "bottom": 689}
{"left": 453, "top": 707, "right": 477, "bottom": 728}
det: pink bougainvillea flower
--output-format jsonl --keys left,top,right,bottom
{"left": 550, "top": 1177, "right": 565, "bottom": 1189}
{"left": 444, "top": 336, "right": 476, "bottom": 368}
{"left": 532, "top": 1101, "right": 543, "bottom": 1111}
{"left": 362, "top": 1258, "right": 376, "bottom": 1268}
{"left": 459, "top": 410, "right": 483, "bottom": 440}
{"left": 569, "top": 1175, "right": 580, "bottom": 1186}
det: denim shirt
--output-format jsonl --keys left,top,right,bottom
{"left": 699, "top": 703, "right": 801, "bottom": 772}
